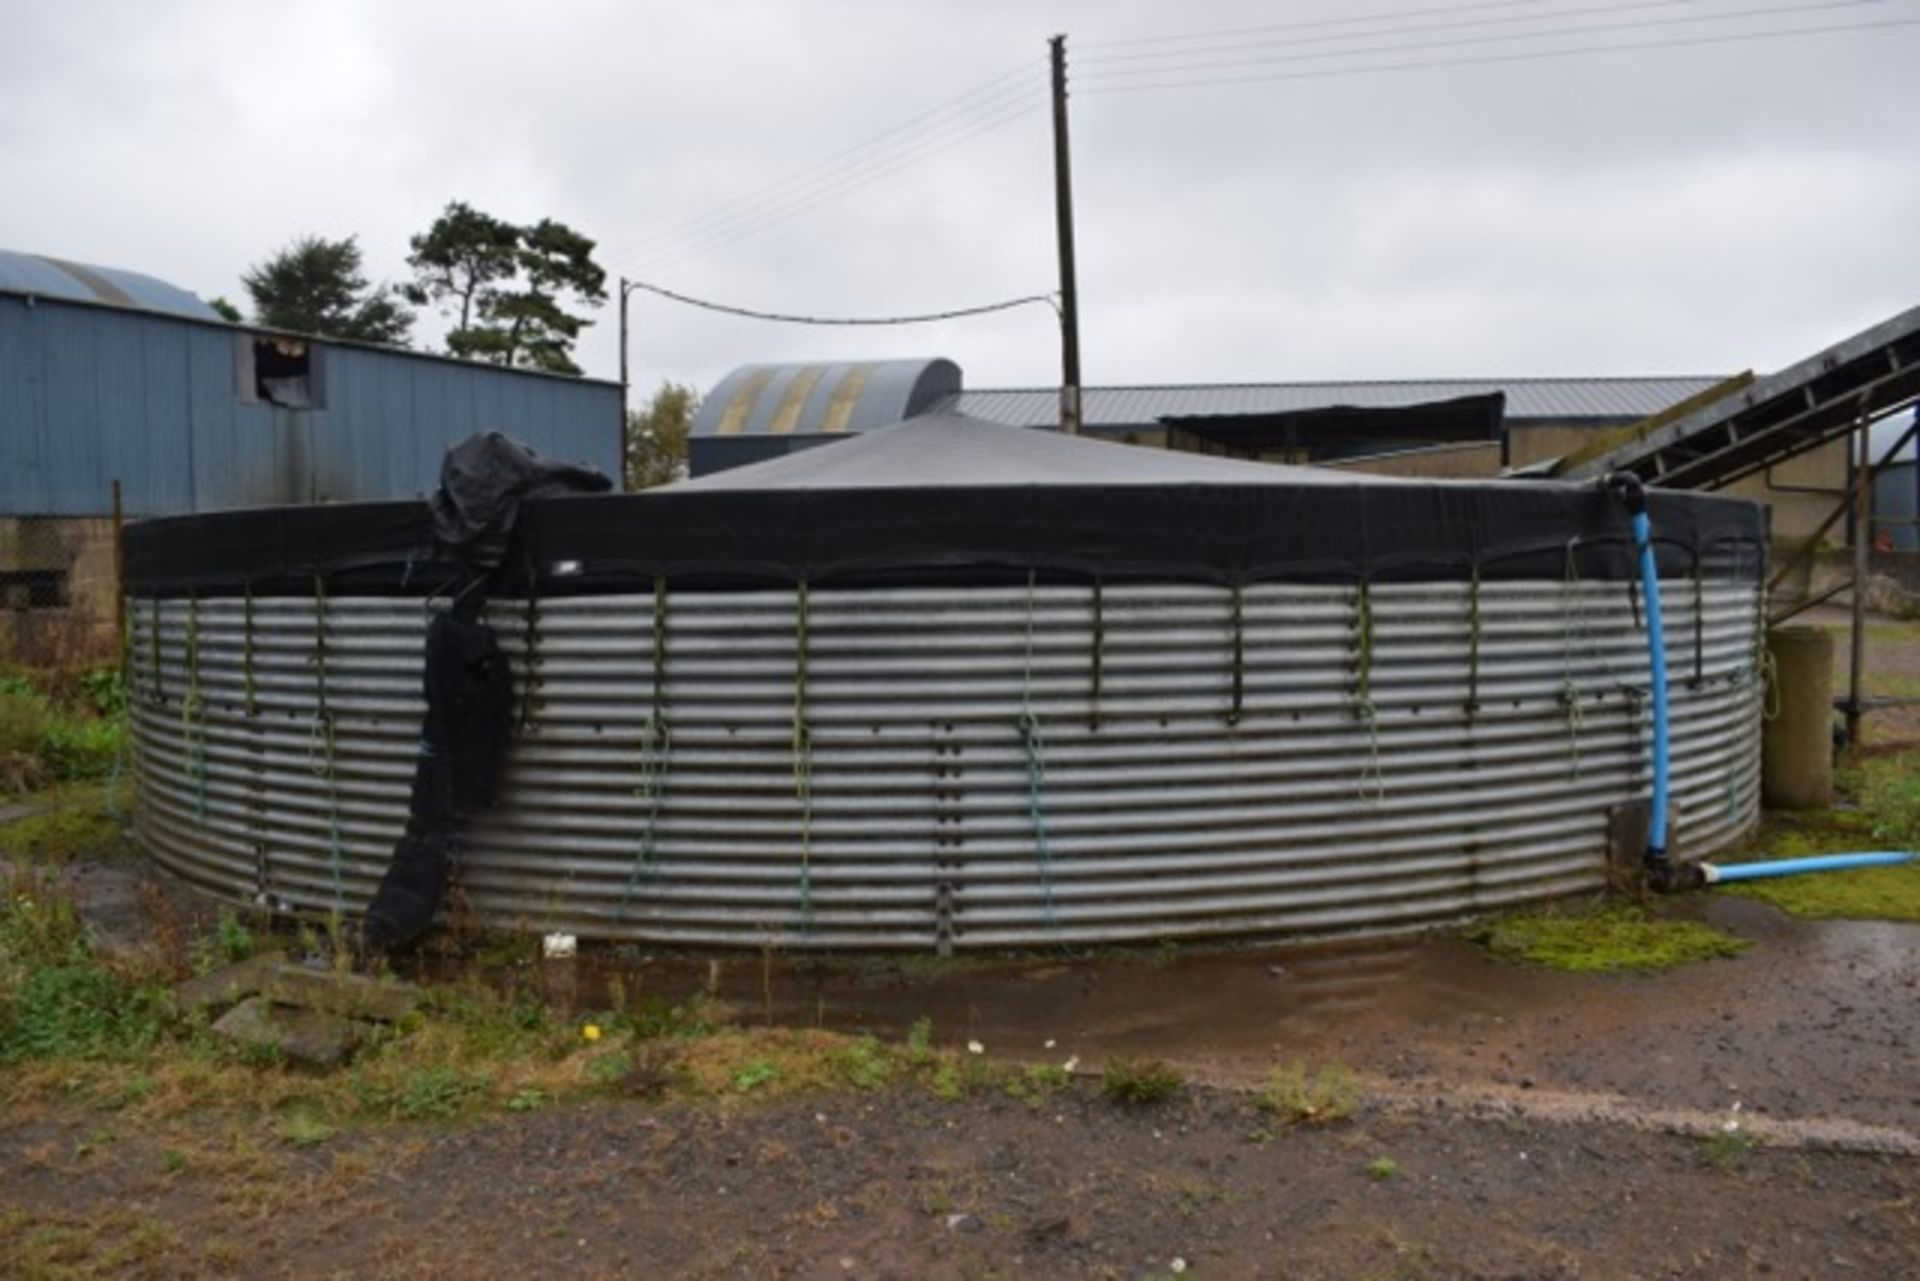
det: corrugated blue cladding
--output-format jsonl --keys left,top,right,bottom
{"left": 0, "top": 296, "right": 620, "bottom": 517}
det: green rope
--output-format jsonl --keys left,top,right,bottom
{"left": 311, "top": 575, "right": 344, "bottom": 915}
{"left": 1019, "top": 571, "right": 1057, "bottom": 924}
{"left": 623, "top": 577, "right": 672, "bottom": 914}
{"left": 242, "top": 584, "right": 258, "bottom": 718}
{"left": 1089, "top": 576, "right": 1104, "bottom": 731}
{"left": 1754, "top": 572, "right": 1781, "bottom": 721}
{"left": 1354, "top": 579, "right": 1383, "bottom": 804}
{"left": 1561, "top": 543, "right": 1585, "bottom": 780}
{"left": 1691, "top": 548, "right": 1706, "bottom": 687}
{"left": 1227, "top": 580, "right": 1245, "bottom": 726}
{"left": 1465, "top": 562, "right": 1482, "bottom": 719}
{"left": 792, "top": 580, "right": 814, "bottom": 927}
{"left": 183, "top": 592, "right": 207, "bottom": 823}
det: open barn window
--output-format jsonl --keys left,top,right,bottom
{"left": 235, "top": 335, "right": 325, "bottom": 409}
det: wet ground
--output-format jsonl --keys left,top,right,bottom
{"left": 541, "top": 888, "right": 1918, "bottom": 1136}
{"left": 6, "top": 612, "right": 1920, "bottom": 1276}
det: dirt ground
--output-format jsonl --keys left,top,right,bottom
{"left": 4, "top": 612, "right": 1920, "bottom": 1279}
{"left": 4, "top": 1083, "right": 1917, "bottom": 1281}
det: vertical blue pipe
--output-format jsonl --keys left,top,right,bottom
{"left": 1631, "top": 509, "right": 1670, "bottom": 858}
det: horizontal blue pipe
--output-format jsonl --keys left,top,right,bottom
{"left": 1704, "top": 852, "right": 1915, "bottom": 883}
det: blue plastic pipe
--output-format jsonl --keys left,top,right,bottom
{"left": 1702, "top": 852, "right": 1914, "bottom": 883}
{"left": 1630, "top": 509, "right": 1671, "bottom": 860}
{"left": 1620, "top": 479, "right": 1916, "bottom": 888}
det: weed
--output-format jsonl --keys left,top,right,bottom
{"left": 1469, "top": 904, "right": 1748, "bottom": 972}
{"left": 354, "top": 1065, "right": 490, "bottom": 1121}
{"left": 1003, "top": 1062, "right": 1071, "bottom": 1104}
{"left": 1101, "top": 1057, "right": 1184, "bottom": 1105}
{"left": 731, "top": 1058, "right": 778, "bottom": 1093}
{"left": 163, "top": 1147, "right": 188, "bottom": 1173}
{"left": 0, "top": 878, "right": 167, "bottom": 1063}
{"left": 1256, "top": 1061, "right": 1362, "bottom": 1125}
{"left": 905, "top": 1015, "right": 936, "bottom": 1067}
{"left": 280, "top": 1113, "right": 335, "bottom": 1146}
{"left": 1699, "top": 1128, "right": 1755, "bottom": 1169}
{"left": 506, "top": 1087, "right": 550, "bottom": 1113}
{"left": 836, "top": 1035, "right": 894, "bottom": 1091}
{"left": 1366, "top": 1156, "right": 1400, "bottom": 1182}
{"left": 190, "top": 910, "right": 256, "bottom": 975}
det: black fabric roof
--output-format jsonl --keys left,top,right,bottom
{"left": 125, "top": 415, "right": 1767, "bottom": 595}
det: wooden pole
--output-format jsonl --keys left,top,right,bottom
{"left": 1049, "top": 35, "right": 1082, "bottom": 437}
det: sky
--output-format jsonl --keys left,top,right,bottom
{"left": 2, "top": 0, "right": 1917, "bottom": 400}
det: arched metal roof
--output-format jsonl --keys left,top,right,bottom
{"left": 691, "top": 357, "right": 961, "bottom": 437}
{"left": 0, "top": 248, "right": 224, "bottom": 322}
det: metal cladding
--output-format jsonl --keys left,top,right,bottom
{"left": 128, "top": 575, "right": 1764, "bottom": 951}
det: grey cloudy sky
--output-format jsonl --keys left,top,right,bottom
{"left": 3, "top": 0, "right": 1916, "bottom": 398}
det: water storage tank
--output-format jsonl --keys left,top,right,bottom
{"left": 123, "top": 416, "right": 1768, "bottom": 950}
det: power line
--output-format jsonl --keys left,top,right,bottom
{"left": 604, "top": 60, "right": 1042, "bottom": 274}
{"left": 1078, "top": 0, "right": 1744, "bottom": 65}
{"left": 621, "top": 278, "right": 1057, "bottom": 326}
{"left": 1077, "top": 0, "right": 1909, "bottom": 82}
{"left": 1079, "top": 15, "right": 1920, "bottom": 94}
{"left": 623, "top": 94, "right": 1047, "bottom": 277}
{"left": 1079, "top": 0, "right": 1578, "bottom": 49}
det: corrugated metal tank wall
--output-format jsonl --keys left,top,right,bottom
{"left": 0, "top": 296, "right": 620, "bottom": 516}
{"left": 127, "top": 575, "right": 1764, "bottom": 952}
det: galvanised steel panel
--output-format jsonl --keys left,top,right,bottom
{"left": 0, "top": 296, "right": 619, "bottom": 517}
{"left": 129, "top": 580, "right": 1763, "bottom": 951}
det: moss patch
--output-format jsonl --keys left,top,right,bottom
{"left": 1722, "top": 816, "right": 1920, "bottom": 923}
{"left": 1719, "top": 750, "right": 1920, "bottom": 922}
{"left": 0, "top": 782, "right": 131, "bottom": 864}
{"left": 1470, "top": 905, "right": 1748, "bottom": 973}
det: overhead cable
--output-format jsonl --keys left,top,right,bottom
{"left": 604, "top": 59, "right": 1043, "bottom": 273}
{"left": 1077, "top": 0, "right": 1753, "bottom": 65}
{"left": 621, "top": 279, "right": 1058, "bottom": 326}
{"left": 1077, "top": 0, "right": 1910, "bottom": 81}
{"left": 1079, "top": 15, "right": 1920, "bottom": 93}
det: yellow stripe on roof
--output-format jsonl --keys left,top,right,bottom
{"left": 714, "top": 367, "right": 778, "bottom": 436}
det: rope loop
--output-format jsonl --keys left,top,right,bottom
{"left": 1353, "top": 578, "right": 1384, "bottom": 805}
{"left": 1020, "top": 570, "right": 1058, "bottom": 925}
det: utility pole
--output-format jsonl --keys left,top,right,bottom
{"left": 1049, "top": 34, "right": 1082, "bottom": 436}
{"left": 618, "top": 276, "right": 634, "bottom": 490}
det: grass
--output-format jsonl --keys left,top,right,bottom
{"left": 0, "top": 861, "right": 1082, "bottom": 1131}
{"left": 0, "top": 783, "right": 132, "bottom": 864}
{"left": 1255, "top": 1061, "right": 1362, "bottom": 1125}
{"left": 0, "top": 664, "right": 125, "bottom": 798}
{"left": 1365, "top": 1155, "right": 1400, "bottom": 1182}
{"left": 1100, "top": 1057, "right": 1184, "bottom": 1105}
{"left": 1719, "top": 749, "right": 1920, "bottom": 922}
{"left": 1469, "top": 903, "right": 1749, "bottom": 973}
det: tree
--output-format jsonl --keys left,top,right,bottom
{"left": 240, "top": 235, "right": 413, "bottom": 345}
{"left": 405, "top": 202, "right": 608, "bottom": 376}
{"left": 625, "top": 381, "right": 697, "bottom": 489}
{"left": 206, "top": 296, "right": 243, "bottom": 323}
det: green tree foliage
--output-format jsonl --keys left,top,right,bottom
{"left": 240, "top": 235, "right": 413, "bottom": 345}
{"left": 626, "top": 381, "right": 697, "bottom": 489}
{"left": 205, "top": 296, "right": 243, "bottom": 323}
{"left": 405, "top": 202, "right": 608, "bottom": 376}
